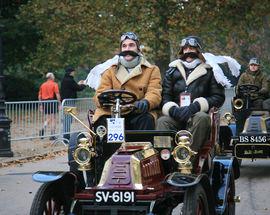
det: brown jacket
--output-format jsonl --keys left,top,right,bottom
{"left": 93, "top": 57, "right": 162, "bottom": 122}
{"left": 237, "top": 69, "right": 269, "bottom": 100}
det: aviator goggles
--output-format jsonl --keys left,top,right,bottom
{"left": 120, "top": 32, "right": 139, "bottom": 42}
{"left": 180, "top": 38, "right": 202, "bottom": 49}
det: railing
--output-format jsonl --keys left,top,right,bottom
{"left": 5, "top": 98, "right": 95, "bottom": 142}
{"left": 5, "top": 88, "right": 234, "bottom": 142}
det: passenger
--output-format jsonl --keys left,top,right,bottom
{"left": 156, "top": 36, "right": 225, "bottom": 152}
{"left": 93, "top": 32, "right": 162, "bottom": 131}
{"left": 236, "top": 57, "right": 270, "bottom": 110}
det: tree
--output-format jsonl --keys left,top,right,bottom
{"left": 1, "top": 0, "right": 270, "bottom": 100}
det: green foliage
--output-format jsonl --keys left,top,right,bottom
{"left": 1, "top": 0, "right": 270, "bottom": 100}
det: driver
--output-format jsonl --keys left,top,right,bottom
{"left": 236, "top": 57, "right": 270, "bottom": 109}
{"left": 156, "top": 36, "right": 225, "bottom": 153}
{"left": 93, "top": 32, "right": 162, "bottom": 130}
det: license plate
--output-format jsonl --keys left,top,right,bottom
{"left": 239, "top": 135, "right": 267, "bottom": 143}
{"left": 95, "top": 191, "right": 135, "bottom": 204}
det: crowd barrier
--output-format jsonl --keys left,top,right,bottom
{"left": 5, "top": 98, "right": 95, "bottom": 142}
{"left": 5, "top": 88, "right": 234, "bottom": 142}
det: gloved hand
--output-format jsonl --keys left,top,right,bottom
{"left": 98, "top": 94, "right": 110, "bottom": 106}
{"left": 169, "top": 102, "right": 200, "bottom": 122}
{"left": 134, "top": 99, "right": 149, "bottom": 113}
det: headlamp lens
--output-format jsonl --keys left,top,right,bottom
{"left": 177, "top": 147, "right": 189, "bottom": 160}
{"left": 76, "top": 148, "right": 90, "bottom": 163}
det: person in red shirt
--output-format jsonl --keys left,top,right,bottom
{"left": 38, "top": 72, "right": 61, "bottom": 140}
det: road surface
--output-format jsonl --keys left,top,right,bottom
{"left": 0, "top": 154, "right": 270, "bottom": 215}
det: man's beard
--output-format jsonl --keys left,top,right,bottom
{"left": 119, "top": 50, "right": 139, "bottom": 57}
{"left": 180, "top": 52, "right": 199, "bottom": 61}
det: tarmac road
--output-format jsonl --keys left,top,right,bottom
{"left": 1, "top": 154, "right": 270, "bottom": 215}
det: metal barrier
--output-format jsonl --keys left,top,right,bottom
{"left": 5, "top": 88, "right": 234, "bottom": 142}
{"left": 5, "top": 98, "right": 95, "bottom": 142}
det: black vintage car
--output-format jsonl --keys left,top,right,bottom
{"left": 220, "top": 84, "right": 270, "bottom": 162}
{"left": 30, "top": 89, "right": 240, "bottom": 215}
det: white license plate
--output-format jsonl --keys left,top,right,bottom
{"left": 239, "top": 135, "right": 267, "bottom": 143}
{"left": 95, "top": 191, "right": 135, "bottom": 204}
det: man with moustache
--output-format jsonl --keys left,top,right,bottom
{"left": 157, "top": 36, "right": 225, "bottom": 153}
{"left": 93, "top": 32, "right": 162, "bottom": 131}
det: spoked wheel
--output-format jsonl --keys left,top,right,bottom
{"left": 223, "top": 171, "right": 236, "bottom": 215}
{"left": 181, "top": 184, "right": 209, "bottom": 215}
{"left": 30, "top": 183, "right": 68, "bottom": 215}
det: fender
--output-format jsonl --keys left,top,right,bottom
{"left": 32, "top": 171, "right": 77, "bottom": 183}
{"left": 214, "top": 155, "right": 240, "bottom": 179}
{"left": 213, "top": 156, "right": 239, "bottom": 215}
{"left": 228, "top": 123, "right": 237, "bottom": 137}
{"left": 166, "top": 172, "right": 207, "bottom": 188}
{"left": 166, "top": 172, "right": 216, "bottom": 215}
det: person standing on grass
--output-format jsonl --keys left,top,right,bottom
{"left": 38, "top": 72, "right": 61, "bottom": 140}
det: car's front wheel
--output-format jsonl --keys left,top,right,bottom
{"left": 30, "top": 182, "right": 68, "bottom": 215}
{"left": 182, "top": 183, "right": 210, "bottom": 215}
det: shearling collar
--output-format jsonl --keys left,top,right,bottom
{"left": 115, "top": 56, "right": 153, "bottom": 84}
{"left": 169, "top": 59, "right": 211, "bottom": 86}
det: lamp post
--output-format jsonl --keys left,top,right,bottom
{"left": 0, "top": 24, "right": 13, "bottom": 157}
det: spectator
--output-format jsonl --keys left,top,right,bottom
{"left": 60, "top": 66, "right": 86, "bottom": 140}
{"left": 157, "top": 36, "right": 225, "bottom": 154}
{"left": 236, "top": 57, "right": 270, "bottom": 109}
{"left": 38, "top": 72, "right": 61, "bottom": 140}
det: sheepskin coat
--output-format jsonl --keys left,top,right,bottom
{"left": 161, "top": 59, "right": 225, "bottom": 116}
{"left": 93, "top": 57, "right": 162, "bottom": 122}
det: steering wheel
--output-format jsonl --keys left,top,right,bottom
{"left": 238, "top": 84, "right": 259, "bottom": 95}
{"left": 98, "top": 89, "right": 137, "bottom": 106}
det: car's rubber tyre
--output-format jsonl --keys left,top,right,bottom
{"left": 182, "top": 183, "right": 210, "bottom": 215}
{"left": 223, "top": 171, "right": 236, "bottom": 215}
{"left": 30, "top": 182, "right": 68, "bottom": 215}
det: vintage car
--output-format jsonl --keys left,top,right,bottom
{"left": 30, "top": 89, "right": 240, "bottom": 215}
{"left": 220, "top": 84, "right": 270, "bottom": 162}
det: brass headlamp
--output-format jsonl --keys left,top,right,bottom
{"left": 74, "top": 136, "right": 95, "bottom": 171}
{"left": 172, "top": 130, "right": 197, "bottom": 174}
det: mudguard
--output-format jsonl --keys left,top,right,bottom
{"left": 166, "top": 172, "right": 205, "bottom": 187}
{"left": 32, "top": 171, "right": 75, "bottom": 183}
{"left": 214, "top": 155, "right": 240, "bottom": 179}
{"left": 228, "top": 123, "right": 236, "bottom": 137}
{"left": 213, "top": 156, "right": 239, "bottom": 215}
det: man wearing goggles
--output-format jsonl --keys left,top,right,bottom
{"left": 236, "top": 57, "right": 270, "bottom": 109}
{"left": 157, "top": 36, "right": 225, "bottom": 159}
{"left": 93, "top": 32, "right": 162, "bottom": 131}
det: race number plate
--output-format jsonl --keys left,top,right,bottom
{"left": 239, "top": 135, "right": 267, "bottom": 143}
{"left": 95, "top": 190, "right": 135, "bottom": 204}
{"left": 107, "top": 118, "right": 125, "bottom": 143}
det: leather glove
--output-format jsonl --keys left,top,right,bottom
{"left": 169, "top": 102, "right": 200, "bottom": 122}
{"left": 134, "top": 99, "right": 149, "bottom": 113}
{"left": 98, "top": 94, "right": 110, "bottom": 106}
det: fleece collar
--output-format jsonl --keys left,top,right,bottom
{"left": 115, "top": 56, "right": 153, "bottom": 84}
{"left": 169, "top": 59, "right": 211, "bottom": 86}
